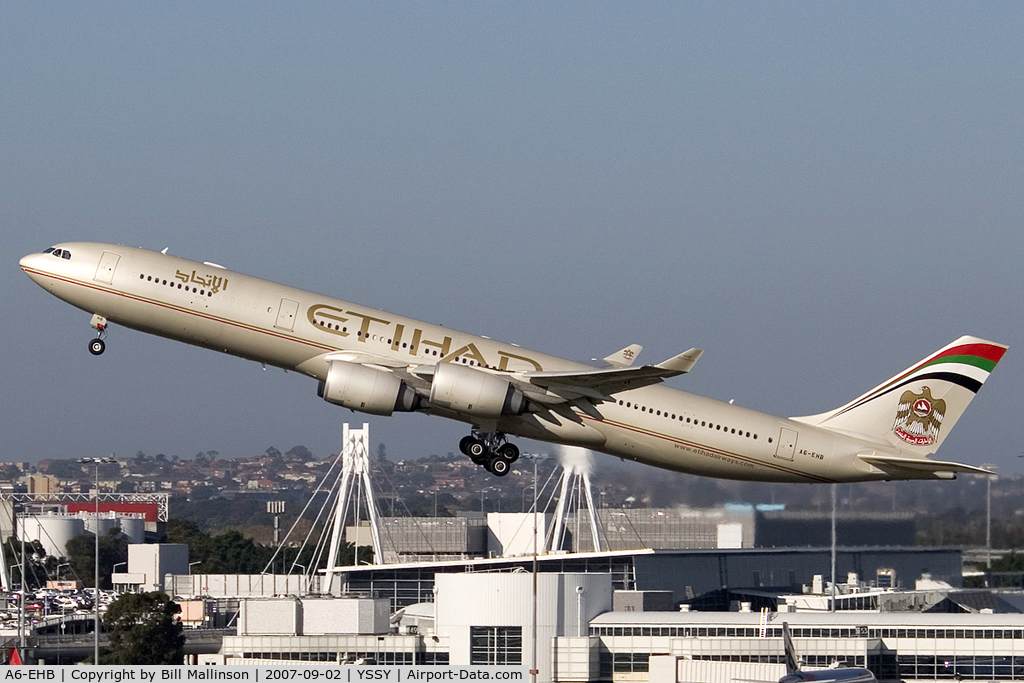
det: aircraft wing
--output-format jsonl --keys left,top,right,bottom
{"left": 525, "top": 348, "right": 704, "bottom": 402}
{"left": 322, "top": 351, "right": 409, "bottom": 369}
{"left": 858, "top": 454, "right": 996, "bottom": 477}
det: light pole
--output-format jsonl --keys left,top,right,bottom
{"left": 292, "top": 563, "right": 306, "bottom": 594}
{"left": 980, "top": 464, "right": 998, "bottom": 578}
{"left": 973, "top": 464, "right": 998, "bottom": 586}
{"left": 78, "top": 455, "right": 116, "bottom": 664}
{"left": 18, "top": 511, "right": 25, "bottom": 653}
{"left": 111, "top": 562, "right": 126, "bottom": 596}
{"left": 830, "top": 483, "right": 837, "bottom": 613}
{"left": 522, "top": 484, "right": 535, "bottom": 513}
{"left": 521, "top": 453, "right": 548, "bottom": 683}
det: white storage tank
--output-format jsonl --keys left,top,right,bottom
{"left": 80, "top": 511, "right": 118, "bottom": 537}
{"left": 20, "top": 515, "right": 86, "bottom": 558}
{"left": 118, "top": 516, "right": 146, "bottom": 544}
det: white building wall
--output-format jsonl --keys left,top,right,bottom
{"left": 239, "top": 598, "right": 301, "bottom": 635}
{"left": 127, "top": 543, "right": 188, "bottom": 592}
{"left": 301, "top": 597, "right": 390, "bottom": 635}
{"left": 165, "top": 573, "right": 314, "bottom": 598}
{"left": 486, "top": 513, "right": 551, "bottom": 557}
{"left": 436, "top": 572, "right": 611, "bottom": 683}
{"left": 669, "top": 658, "right": 786, "bottom": 683}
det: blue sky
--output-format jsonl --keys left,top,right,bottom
{"left": 3, "top": 3, "right": 1023, "bottom": 479}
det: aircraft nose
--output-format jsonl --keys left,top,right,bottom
{"left": 20, "top": 252, "right": 44, "bottom": 271}
{"left": 19, "top": 252, "right": 51, "bottom": 286}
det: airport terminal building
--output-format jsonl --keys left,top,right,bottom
{"left": 181, "top": 543, "right": 1024, "bottom": 682}
{"left": 203, "top": 569, "right": 1024, "bottom": 683}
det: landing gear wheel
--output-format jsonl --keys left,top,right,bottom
{"left": 459, "top": 436, "right": 477, "bottom": 456}
{"left": 497, "top": 443, "right": 520, "bottom": 463}
{"left": 488, "top": 456, "right": 511, "bottom": 477}
{"left": 464, "top": 438, "right": 488, "bottom": 463}
{"left": 88, "top": 338, "right": 105, "bottom": 356}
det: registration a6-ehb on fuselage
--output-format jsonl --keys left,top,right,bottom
{"left": 20, "top": 242, "right": 1006, "bottom": 482}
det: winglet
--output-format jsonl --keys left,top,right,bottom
{"left": 603, "top": 344, "right": 643, "bottom": 368}
{"left": 655, "top": 348, "right": 703, "bottom": 374}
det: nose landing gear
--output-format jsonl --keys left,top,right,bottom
{"left": 459, "top": 431, "right": 520, "bottom": 477}
{"left": 88, "top": 314, "right": 108, "bottom": 356}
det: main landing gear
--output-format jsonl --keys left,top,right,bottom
{"left": 88, "top": 314, "right": 108, "bottom": 356}
{"left": 459, "top": 431, "right": 520, "bottom": 477}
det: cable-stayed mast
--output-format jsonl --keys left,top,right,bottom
{"left": 549, "top": 459, "right": 602, "bottom": 553}
{"left": 324, "top": 423, "right": 384, "bottom": 593}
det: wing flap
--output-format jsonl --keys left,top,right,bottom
{"left": 526, "top": 348, "right": 703, "bottom": 397}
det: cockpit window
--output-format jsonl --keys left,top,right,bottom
{"left": 47, "top": 248, "right": 71, "bottom": 259}
{"left": 61, "top": 250, "right": 71, "bottom": 259}
{"left": 43, "top": 247, "right": 54, "bottom": 254}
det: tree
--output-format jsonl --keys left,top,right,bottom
{"left": 2, "top": 539, "right": 55, "bottom": 590}
{"left": 43, "top": 459, "right": 85, "bottom": 479}
{"left": 103, "top": 592, "right": 184, "bottom": 664}
{"left": 286, "top": 445, "right": 313, "bottom": 461}
{"left": 189, "top": 483, "right": 217, "bottom": 502}
{"left": 63, "top": 530, "right": 128, "bottom": 589}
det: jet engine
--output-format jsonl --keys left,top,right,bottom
{"left": 318, "top": 360, "right": 419, "bottom": 416}
{"left": 429, "top": 362, "right": 527, "bottom": 418}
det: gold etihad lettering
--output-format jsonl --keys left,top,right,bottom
{"left": 174, "top": 269, "right": 228, "bottom": 293}
{"left": 307, "top": 304, "right": 350, "bottom": 336}
{"left": 345, "top": 310, "right": 391, "bottom": 342}
{"left": 443, "top": 343, "right": 488, "bottom": 365}
{"left": 410, "top": 328, "right": 451, "bottom": 356}
{"left": 497, "top": 350, "right": 543, "bottom": 372}
{"left": 305, "top": 303, "right": 543, "bottom": 370}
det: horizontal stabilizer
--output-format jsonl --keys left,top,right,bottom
{"left": 858, "top": 453, "right": 995, "bottom": 477}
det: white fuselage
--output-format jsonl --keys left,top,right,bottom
{"left": 20, "top": 242, "right": 903, "bottom": 483}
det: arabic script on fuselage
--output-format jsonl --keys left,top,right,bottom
{"left": 175, "top": 269, "right": 228, "bottom": 293}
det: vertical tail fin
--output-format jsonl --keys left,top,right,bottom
{"left": 793, "top": 336, "right": 1007, "bottom": 454}
{"left": 782, "top": 622, "right": 799, "bottom": 676}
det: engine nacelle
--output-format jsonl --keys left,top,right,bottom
{"left": 429, "top": 362, "right": 527, "bottom": 418}
{"left": 319, "top": 360, "right": 419, "bottom": 416}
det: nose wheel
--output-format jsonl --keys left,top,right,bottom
{"left": 88, "top": 314, "right": 108, "bottom": 356}
{"left": 459, "top": 431, "right": 520, "bottom": 476}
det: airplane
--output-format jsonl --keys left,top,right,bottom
{"left": 778, "top": 621, "right": 877, "bottom": 683}
{"left": 20, "top": 242, "right": 1007, "bottom": 482}
{"left": 738, "top": 622, "right": 878, "bottom": 683}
